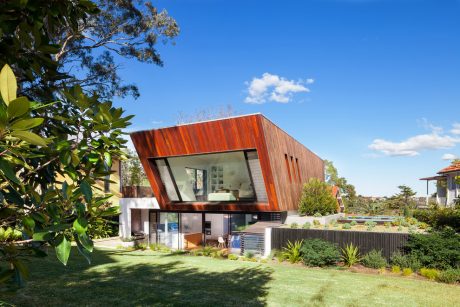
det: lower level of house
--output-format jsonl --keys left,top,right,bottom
{"left": 119, "top": 197, "right": 282, "bottom": 251}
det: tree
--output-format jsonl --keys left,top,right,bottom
{"left": 0, "top": 65, "right": 132, "bottom": 287}
{"left": 298, "top": 178, "right": 338, "bottom": 216}
{"left": 121, "top": 149, "right": 148, "bottom": 186}
{"left": 176, "top": 105, "right": 240, "bottom": 125}
{"left": 324, "top": 160, "right": 357, "bottom": 206}
{"left": 0, "top": 0, "right": 179, "bottom": 101}
{"left": 386, "top": 185, "right": 416, "bottom": 215}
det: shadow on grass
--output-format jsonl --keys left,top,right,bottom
{"left": 4, "top": 248, "right": 273, "bottom": 306}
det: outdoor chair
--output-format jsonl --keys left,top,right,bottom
{"left": 217, "top": 236, "right": 226, "bottom": 249}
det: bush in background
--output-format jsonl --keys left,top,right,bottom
{"left": 390, "top": 251, "right": 421, "bottom": 272}
{"left": 391, "top": 266, "right": 401, "bottom": 274}
{"left": 341, "top": 243, "right": 360, "bottom": 267}
{"left": 302, "top": 222, "right": 311, "bottom": 229}
{"left": 402, "top": 268, "right": 413, "bottom": 276}
{"left": 342, "top": 223, "right": 351, "bottom": 230}
{"left": 298, "top": 178, "right": 338, "bottom": 216}
{"left": 362, "top": 250, "right": 387, "bottom": 269}
{"left": 419, "top": 268, "right": 440, "bottom": 280}
{"left": 290, "top": 222, "right": 299, "bottom": 229}
{"left": 300, "top": 239, "right": 340, "bottom": 267}
{"left": 282, "top": 240, "right": 303, "bottom": 264}
{"left": 404, "top": 228, "right": 460, "bottom": 270}
{"left": 228, "top": 254, "right": 239, "bottom": 260}
{"left": 413, "top": 208, "right": 460, "bottom": 232}
{"left": 436, "top": 268, "right": 460, "bottom": 284}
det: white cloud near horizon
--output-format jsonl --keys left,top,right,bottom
{"left": 369, "top": 123, "right": 460, "bottom": 157}
{"left": 442, "top": 153, "right": 458, "bottom": 160}
{"left": 451, "top": 123, "right": 460, "bottom": 135}
{"left": 245, "top": 73, "right": 313, "bottom": 104}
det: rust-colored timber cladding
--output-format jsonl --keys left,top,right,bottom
{"left": 260, "top": 116, "right": 324, "bottom": 211}
{"left": 130, "top": 114, "right": 324, "bottom": 212}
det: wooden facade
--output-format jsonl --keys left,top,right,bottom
{"left": 130, "top": 114, "right": 324, "bottom": 213}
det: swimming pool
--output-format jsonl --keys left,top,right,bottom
{"left": 338, "top": 215, "right": 397, "bottom": 224}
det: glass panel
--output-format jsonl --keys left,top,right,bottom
{"left": 155, "top": 159, "right": 180, "bottom": 201}
{"left": 181, "top": 213, "right": 203, "bottom": 249}
{"left": 246, "top": 151, "right": 268, "bottom": 202}
{"left": 158, "top": 212, "right": 179, "bottom": 248}
{"left": 163, "top": 151, "right": 258, "bottom": 202}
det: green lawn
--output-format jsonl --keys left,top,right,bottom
{"left": 2, "top": 248, "right": 459, "bottom": 307}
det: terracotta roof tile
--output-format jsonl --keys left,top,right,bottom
{"left": 438, "top": 161, "right": 460, "bottom": 174}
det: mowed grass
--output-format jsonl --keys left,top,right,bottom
{"left": 2, "top": 248, "right": 459, "bottom": 307}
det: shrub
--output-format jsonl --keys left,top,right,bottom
{"left": 298, "top": 178, "right": 338, "bottom": 216}
{"left": 302, "top": 222, "right": 311, "bottom": 229}
{"left": 244, "top": 251, "right": 255, "bottom": 259}
{"left": 300, "top": 239, "right": 340, "bottom": 267}
{"left": 149, "top": 243, "right": 171, "bottom": 253}
{"left": 402, "top": 268, "right": 413, "bottom": 276}
{"left": 364, "top": 221, "right": 377, "bottom": 231}
{"left": 342, "top": 223, "right": 351, "bottom": 230}
{"left": 350, "top": 221, "right": 357, "bottom": 226}
{"left": 391, "top": 265, "right": 401, "bottom": 273}
{"left": 362, "top": 250, "right": 387, "bottom": 269}
{"left": 134, "top": 242, "right": 147, "bottom": 250}
{"left": 417, "top": 222, "right": 428, "bottom": 230}
{"left": 404, "top": 228, "right": 460, "bottom": 270}
{"left": 436, "top": 268, "right": 460, "bottom": 284}
{"left": 313, "top": 220, "right": 321, "bottom": 227}
{"left": 273, "top": 249, "right": 285, "bottom": 262}
{"left": 290, "top": 222, "right": 299, "bottom": 229}
{"left": 282, "top": 240, "right": 303, "bottom": 264}
{"left": 228, "top": 254, "right": 239, "bottom": 260}
{"left": 384, "top": 222, "right": 391, "bottom": 229}
{"left": 341, "top": 243, "right": 360, "bottom": 267}
{"left": 419, "top": 268, "right": 440, "bottom": 280}
{"left": 390, "top": 251, "right": 421, "bottom": 272}
{"left": 413, "top": 208, "right": 460, "bottom": 232}
{"left": 313, "top": 212, "right": 322, "bottom": 217}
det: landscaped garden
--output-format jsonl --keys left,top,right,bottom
{"left": 2, "top": 247, "right": 459, "bottom": 307}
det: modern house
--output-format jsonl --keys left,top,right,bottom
{"left": 119, "top": 114, "right": 324, "bottom": 250}
{"left": 420, "top": 161, "right": 460, "bottom": 207}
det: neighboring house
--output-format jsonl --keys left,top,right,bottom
{"left": 332, "top": 186, "right": 344, "bottom": 213}
{"left": 420, "top": 161, "right": 460, "bottom": 207}
{"left": 119, "top": 113, "right": 324, "bottom": 250}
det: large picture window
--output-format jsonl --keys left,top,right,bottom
{"left": 153, "top": 150, "right": 266, "bottom": 202}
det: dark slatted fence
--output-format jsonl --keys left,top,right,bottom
{"left": 271, "top": 228, "right": 409, "bottom": 260}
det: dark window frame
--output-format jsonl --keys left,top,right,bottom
{"left": 150, "top": 150, "right": 260, "bottom": 204}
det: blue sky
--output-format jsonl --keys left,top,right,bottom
{"left": 114, "top": 0, "right": 460, "bottom": 196}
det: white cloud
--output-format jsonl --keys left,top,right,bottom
{"left": 369, "top": 133, "right": 460, "bottom": 157}
{"left": 442, "top": 153, "right": 458, "bottom": 160}
{"left": 451, "top": 123, "right": 460, "bottom": 135}
{"left": 245, "top": 73, "right": 312, "bottom": 104}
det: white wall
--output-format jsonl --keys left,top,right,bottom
{"left": 119, "top": 197, "right": 160, "bottom": 238}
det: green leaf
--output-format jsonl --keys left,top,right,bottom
{"left": 78, "top": 233, "right": 93, "bottom": 252}
{"left": 73, "top": 217, "right": 88, "bottom": 235}
{"left": 55, "top": 235, "right": 71, "bottom": 266}
{"left": 74, "top": 234, "right": 92, "bottom": 264}
{"left": 10, "top": 118, "right": 44, "bottom": 130}
{"left": 11, "top": 131, "right": 47, "bottom": 146}
{"left": 7, "top": 97, "right": 29, "bottom": 119}
{"left": 104, "top": 152, "right": 112, "bottom": 168}
{"left": 0, "top": 159, "right": 20, "bottom": 184}
{"left": 32, "top": 231, "right": 52, "bottom": 241}
{"left": 0, "top": 64, "right": 17, "bottom": 104}
{"left": 23, "top": 216, "right": 35, "bottom": 230}
{"left": 80, "top": 180, "right": 92, "bottom": 203}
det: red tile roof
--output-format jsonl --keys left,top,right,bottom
{"left": 438, "top": 161, "right": 460, "bottom": 174}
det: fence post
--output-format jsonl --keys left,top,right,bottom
{"left": 264, "top": 227, "right": 272, "bottom": 258}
